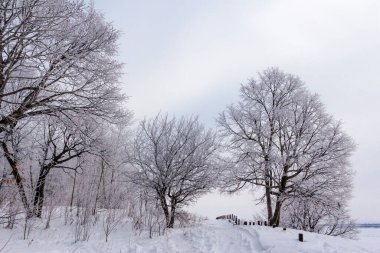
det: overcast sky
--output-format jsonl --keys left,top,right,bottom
{"left": 96, "top": 0, "right": 380, "bottom": 222}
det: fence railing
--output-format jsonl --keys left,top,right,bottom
{"left": 216, "top": 214, "right": 266, "bottom": 226}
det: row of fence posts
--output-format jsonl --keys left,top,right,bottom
{"left": 216, "top": 214, "right": 304, "bottom": 242}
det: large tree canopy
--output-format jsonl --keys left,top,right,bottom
{"left": 218, "top": 68, "right": 355, "bottom": 235}
{"left": 0, "top": 0, "right": 127, "bottom": 217}
{"left": 129, "top": 114, "right": 220, "bottom": 228}
{"left": 0, "top": 0, "right": 125, "bottom": 134}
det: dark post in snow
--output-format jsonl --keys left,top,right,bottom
{"left": 283, "top": 228, "right": 286, "bottom": 231}
{"left": 264, "top": 221, "right": 267, "bottom": 226}
{"left": 244, "top": 221, "right": 247, "bottom": 225}
{"left": 298, "top": 233, "right": 303, "bottom": 242}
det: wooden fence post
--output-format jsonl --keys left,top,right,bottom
{"left": 298, "top": 233, "right": 303, "bottom": 242}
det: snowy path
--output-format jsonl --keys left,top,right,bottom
{"left": 112, "top": 221, "right": 377, "bottom": 253}
{"left": 139, "top": 221, "right": 269, "bottom": 253}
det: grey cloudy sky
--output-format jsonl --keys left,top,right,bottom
{"left": 96, "top": 0, "right": 380, "bottom": 222}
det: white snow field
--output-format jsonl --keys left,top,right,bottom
{"left": 0, "top": 219, "right": 379, "bottom": 253}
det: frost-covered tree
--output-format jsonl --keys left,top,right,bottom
{"left": 282, "top": 194, "right": 357, "bottom": 238}
{"left": 218, "top": 68, "right": 355, "bottom": 235}
{"left": 129, "top": 114, "right": 220, "bottom": 228}
{"left": 31, "top": 116, "right": 100, "bottom": 218}
{"left": 0, "top": 0, "right": 126, "bottom": 217}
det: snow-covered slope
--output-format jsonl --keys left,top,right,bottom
{"left": 130, "top": 220, "right": 376, "bottom": 253}
{"left": 0, "top": 219, "right": 378, "bottom": 253}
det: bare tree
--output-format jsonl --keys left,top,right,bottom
{"left": 129, "top": 114, "right": 220, "bottom": 228}
{"left": 218, "top": 68, "right": 355, "bottom": 233}
{"left": 0, "top": 114, "right": 103, "bottom": 218}
{"left": 0, "top": 0, "right": 126, "bottom": 217}
{"left": 282, "top": 190, "right": 357, "bottom": 238}
{"left": 32, "top": 116, "right": 99, "bottom": 218}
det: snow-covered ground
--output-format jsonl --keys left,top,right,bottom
{"left": 0, "top": 218, "right": 379, "bottom": 253}
{"left": 357, "top": 227, "right": 380, "bottom": 252}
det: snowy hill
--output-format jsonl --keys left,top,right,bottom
{"left": 0, "top": 219, "right": 378, "bottom": 253}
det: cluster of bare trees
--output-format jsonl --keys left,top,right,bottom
{"left": 0, "top": 0, "right": 127, "bottom": 218}
{"left": 0, "top": 0, "right": 357, "bottom": 241}
{"left": 0, "top": 0, "right": 133, "bottom": 240}
{"left": 0, "top": 0, "right": 214, "bottom": 240}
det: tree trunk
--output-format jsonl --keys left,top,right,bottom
{"left": 70, "top": 169, "right": 77, "bottom": 209}
{"left": 270, "top": 173, "right": 288, "bottom": 226}
{"left": 157, "top": 189, "right": 170, "bottom": 228}
{"left": 270, "top": 198, "right": 282, "bottom": 226}
{"left": 168, "top": 204, "right": 176, "bottom": 228}
{"left": 93, "top": 159, "right": 105, "bottom": 215}
{"left": 265, "top": 181, "right": 273, "bottom": 223}
{"left": 13, "top": 168, "right": 32, "bottom": 218}
{"left": 264, "top": 153, "right": 273, "bottom": 224}
{"left": 33, "top": 169, "right": 49, "bottom": 218}
{"left": 1, "top": 142, "right": 33, "bottom": 217}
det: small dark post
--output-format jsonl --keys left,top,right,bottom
{"left": 249, "top": 222, "right": 251, "bottom": 225}
{"left": 253, "top": 222, "right": 255, "bottom": 225}
{"left": 235, "top": 217, "right": 238, "bottom": 224}
{"left": 283, "top": 228, "right": 286, "bottom": 231}
{"left": 272, "top": 225, "right": 276, "bottom": 228}
{"left": 298, "top": 233, "right": 303, "bottom": 242}
{"left": 244, "top": 221, "right": 247, "bottom": 225}
{"left": 264, "top": 221, "right": 267, "bottom": 226}
{"left": 238, "top": 219, "right": 240, "bottom": 225}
